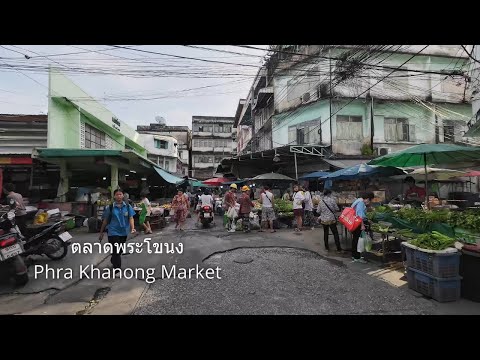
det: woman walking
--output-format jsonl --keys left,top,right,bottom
{"left": 317, "top": 189, "right": 343, "bottom": 253}
{"left": 303, "top": 186, "right": 314, "bottom": 230}
{"left": 172, "top": 188, "right": 189, "bottom": 231}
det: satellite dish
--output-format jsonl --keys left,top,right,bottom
{"left": 302, "top": 92, "right": 310, "bottom": 102}
{"left": 155, "top": 116, "right": 166, "bottom": 125}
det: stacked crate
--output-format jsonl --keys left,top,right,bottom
{"left": 402, "top": 242, "right": 462, "bottom": 302}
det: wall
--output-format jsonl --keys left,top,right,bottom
{"left": 272, "top": 47, "right": 470, "bottom": 117}
{"left": 0, "top": 115, "right": 47, "bottom": 154}
{"left": 272, "top": 100, "right": 331, "bottom": 148}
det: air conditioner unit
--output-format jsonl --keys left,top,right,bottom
{"left": 302, "top": 92, "right": 311, "bottom": 103}
{"left": 377, "top": 147, "right": 391, "bottom": 156}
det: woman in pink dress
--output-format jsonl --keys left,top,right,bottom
{"left": 172, "top": 188, "right": 189, "bottom": 230}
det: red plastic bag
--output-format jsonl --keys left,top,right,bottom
{"left": 339, "top": 207, "right": 363, "bottom": 232}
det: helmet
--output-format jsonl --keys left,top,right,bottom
{"left": 241, "top": 185, "right": 250, "bottom": 192}
{"left": 230, "top": 184, "right": 238, "bottom": 189}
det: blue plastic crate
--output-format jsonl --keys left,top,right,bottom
{"left": 402, "top": 243, "right": 460, "bottom": 278}
{"left": 407, "top": 267, "right": 461, "bottom": 302}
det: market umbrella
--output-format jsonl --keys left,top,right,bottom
{"left": 409, "top": 167, "right": 468, "bottom": 181}
{"left": 251, "top": 172, "right": 295, "bottom": 181}
{"left": 463, "top": 170, "right": 480, "bottom": 177}
{"left": 368, "top": 144, "right": 480, "bottom": 207}
{"left": 319, "top": 163, "right": 405, "bottom": 181}
{"left": 202, "top": 177, "right": 230, "bottom": 186}
{"left": 299, "top": 171, "right": 330, "bottom": 180}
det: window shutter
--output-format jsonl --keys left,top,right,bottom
{"left": 409, "top": 124, "right": 416, "bottom": 142}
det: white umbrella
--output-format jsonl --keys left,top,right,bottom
{"left": 410, "top": 167, "right": 468, "bottom": 181}
{"left": 251, "top": 172, "right": 295, "bottom": 181}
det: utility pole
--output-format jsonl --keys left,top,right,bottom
{"left": 329, "top": 52, "right": 333, "bottom": 148}
{"left": 250, "top": 87, "right": 255, "bottom": 154}
{"left": 370, "top": 96, "right": 375, "bottom": 153}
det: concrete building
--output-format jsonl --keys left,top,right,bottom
{"left": 229, "top": 45, "right": 473, "bottom": 178}
{"left": 191, "top": 116, "right": 236, "bottom": 180}
{"left": 465, "top": 45, "right": 480, "bottom": 137}
{"left": 33, "top": 68, "right": 183, "bottom": 202}
{"left": 0, "top": 114, "right": 59, "bottom": 200}
{"left": 137, "top": 122, "right": 191, "bottom": 177}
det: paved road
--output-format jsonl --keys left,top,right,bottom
{"left": 134, "top": 247, "right": 435, "bottom": 315}
{"left": 2, "top": 214, "right": 479, "bottom": 315}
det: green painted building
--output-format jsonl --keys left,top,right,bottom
{"left": 34, "top": 68, "right": 182, "bottom": 201}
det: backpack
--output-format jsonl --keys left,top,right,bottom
{"left": 107, "top": 203, "right": 133, "bottom": 226}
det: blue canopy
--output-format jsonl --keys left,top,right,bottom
{"left": 319, "top": 163, "right": 405, "bottom": 181}
{"left": 299, "top": 171, "right": 330, "bottom": 180}
{"left": 153, "top": 167, "right": 184, "bottom": 184}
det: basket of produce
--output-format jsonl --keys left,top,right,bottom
{"left": 402, "top": 232, "right": 460, "bottom": 278}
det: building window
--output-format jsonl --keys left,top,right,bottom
{"left": 154, "top": 139, "right": 168, "bottom": 149}
{"left": 443, "top": 120, "right": 466, "bottom": 143}
{"left": 84, "top": 123, "right": 106, "bottom": 149}
{"left": 336, "top": 115, "right": 363, "bottom": 141}
{"left": 384, "top": 118, "right": 414, "bottom": 142}
{"left": 164, "top": 160, "right": 170, "bottom": 170}
{"left": 444, "top": 124, "right": 455, "bottom": 143}
{"left": 214, "top": 156, "right": 223, "bottom": 163}
{"left": 288, "top": 118, "right": 321, "bottom": 145}
{"left": 179, "top": 151, "right": 183, "bottom": 159}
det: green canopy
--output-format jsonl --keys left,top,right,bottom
{"left": 368, "top": 144, "right": 480, "bottom": 207}
{"left": 368, "top": 144, "right": 480, "bottom": 168}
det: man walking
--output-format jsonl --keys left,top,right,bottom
{"left": 259, "top": 185, "right": 276, "bottom": 233}
{"left": 99, "top": 189, "right": 136, "bottom": 269}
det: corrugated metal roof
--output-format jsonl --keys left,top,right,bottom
{"left": 323, "top": 159, "right": 367, "bottom": 169}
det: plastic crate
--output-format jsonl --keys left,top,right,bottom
{"left": 406, "top": 267, "right": 461, "bottom": 302}
{"left": 402, "top": 243, "right": 460, "bottom": 278}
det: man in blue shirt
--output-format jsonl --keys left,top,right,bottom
{"left": 99, "top": 189, "right": 136, "bottom": 269}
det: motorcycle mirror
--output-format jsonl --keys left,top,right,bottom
{"left": 7, "top": 211, "right": 15, "bottom": 221}
{"left": 8, "top": 198, "right": 16, "bottom": 209}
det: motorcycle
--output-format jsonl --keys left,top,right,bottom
{"left": 0, "top": 200, "right": 29, "bottom": 286}
{"left": 199, "top": 205, "right": 214, "bottom": 228}
{"left": 214, "top": 198, "right": 224, "bottom": 216}
{"left": 19, "top": 219, "right": 73, "bottom": 261}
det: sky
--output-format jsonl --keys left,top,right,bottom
{"left": 0, "top": 45, "right": 269, "bottom": 129}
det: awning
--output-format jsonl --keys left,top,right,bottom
{"left": 323, "top": 159, "right": 368, "bottom": 169}
{"left": 153, "top": 167, "right": 184, "bottom": 185}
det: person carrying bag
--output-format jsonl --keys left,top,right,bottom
{"left": 342, "top": 192, "right": 374, "bottom": 263}
{"left": 317, "top": 189, "right": 343, "bottom": 253}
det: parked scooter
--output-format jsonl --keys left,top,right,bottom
{"left": 199, "top": 205, "right": 214, "bottom": 228}
{"left": 0, "top": 199, "right": 29, "bottom": 286}
{"left": 18, "top": 219, "right": 73, "bottom": 261}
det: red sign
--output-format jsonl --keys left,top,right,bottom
{"left": 0, "top": 157, "right": 33, "bottom": 165}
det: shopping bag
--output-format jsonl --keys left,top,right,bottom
{"left": 339, "top": 207, "right": 362, "bottom": 232}
{"left": 227, "top": 206, "right": 238, "bottom": 219}
{"left": 364, "top": 231, "right": 373, "bottom": 252}
{"left": 357, "top": 231, "right": 366, "bottom": 253}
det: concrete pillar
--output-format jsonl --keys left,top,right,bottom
{"left": 111, "top": 164, "right": 118, "bottom": 198}
{"left": 59, "top": 160, "right": 69, "bottom": 202}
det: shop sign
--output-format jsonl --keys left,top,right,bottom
{"left": 112, "top": 117, "right": 121, "bottom": 132}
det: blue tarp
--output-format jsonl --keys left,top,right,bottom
{"left": 153, "top": 167, "right": 184, "bottom": 184}
{"left": 299, "top": 171, "right": 330, "bottom": 180}
{"left": 320, "top": 163, "right": 404, "bottom": 181}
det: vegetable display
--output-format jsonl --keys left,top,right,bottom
{"left": 409, "top": 231, "right": 456, "bottom": 250}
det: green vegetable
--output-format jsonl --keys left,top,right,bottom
{"left": 409, "top": 231, "right": 456, "bottom": 250}
{"left": 274, "top": 199, "right": 293, "bottom": 213}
